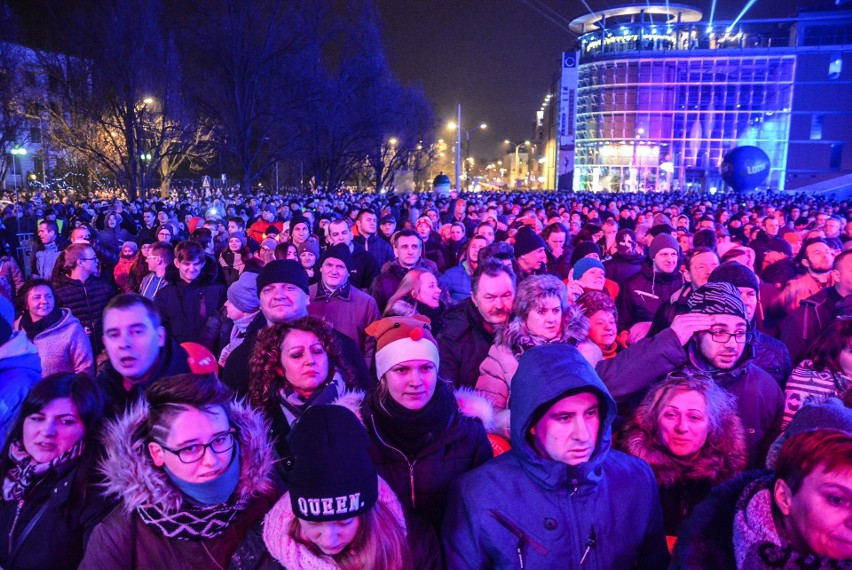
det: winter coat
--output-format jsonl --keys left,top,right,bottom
{"left": 232, "top": 477, "right": 442, "bottom": 570}
{"left": 308, "top": 280, "right": 381, "bottom": 366}
{"left": 778, "top": 271, "right": 833, "bottom": 315}
{"left": 475, "top": 304, "right": 589, "bottom": 438}
{"left": 442, "top": 345, "right": 670, "bottom": 570}
{"left": 97, "top": 227, "right": 132, "bottom": 265}
{"left": 154, "top": 258, "right": 227, "bottom": 349}
{"left": 384, "top": 298, "right": 446, "bottom": 337}
{"left": 32, "top": 242, "right": 63, "bottom": 280}
{"left": 0, "top": 256, "right": 24, "bottom": 303}
{"left": 616, "top": 261, "right": 684, "bottom": 331}
{"left": 621, "top": 391, "right": 747, "bottom": 536}
{"left": 671, "top": 470, "right": 770, "bottom": 569}
{"left": 354, "top": 233, "right": 395, "bottom": 271}
{"left": 0, "top": 456, "right": 116, "bottom": 570}
{"left": 79, "top": 399, "right": 281, "bottom": 570}
{"left": 221, "top": 313, "right": 374, "bottom": 397}
{"left": 52, "top": 273, "right": 114, "bottom": 347}
{"left": 437, "top": 298, "right": 496, "bottom": 389}
{"left": 603, "top": 250, "right": 645, "bottom": 285}
{"left": 443, "top": 260, "right": 472, "bottom": 305}
{"left": 347, "top": 240, "right": 381, "bottom": 290}
{"left": 447, "top": 238, "right": 468, "bottom": 268}
{"left": 355, "top": 388, "right": 494, "bottom": 531}
{"left": 779, "top": 285, "right": 844, "bottom": 365}
{"left": 751, "top": 328, "right": 792, "bottom": 389}
{"left": 0, "top": 332, "right": 41, "bottom": 445}
{"left": 597, "top": 330, "right": 785, "bottom": 467}
{"left": 370, "top": 258, "right": 440, "bottom": 313}
{"left": 13, "top": 309, "right": 94, "bottom": 378}
{"left": 422, "top": 233, "right": 449, "bottom": 274}
{"left": 113, "top": 257, "right": 135, "bottom": 293}
{"left": 95, "top": 338, "right": 190, "bottom": 419}
{"left": 781, "top": 359, "right": 851, "bottom": 430}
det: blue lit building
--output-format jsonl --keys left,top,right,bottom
{"left": 558, "top": 4, "right": 852, "bottom": 193}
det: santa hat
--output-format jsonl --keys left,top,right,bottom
{"left": 365, "top": 316, "right": 440, "bottom": 379}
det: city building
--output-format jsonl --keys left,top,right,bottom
{"left": 544, "top": 3, "right": 852, "bottom": 192}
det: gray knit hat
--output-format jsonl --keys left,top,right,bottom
{"left": 227, "top": 272, "right": 259, "bottom": 314}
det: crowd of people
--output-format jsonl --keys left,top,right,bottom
{"left": 0, "top": 184, "right": 848, "bottom": 569}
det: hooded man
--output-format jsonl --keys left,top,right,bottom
{"left": 443, "top": 343, "right": 668, "bottom": 569}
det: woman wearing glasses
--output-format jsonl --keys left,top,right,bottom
{"left": 620, "top": 370, "right": 747, "bottom": 537}
{"left": 80, "top": 373, "right": 279, "bottom": 568}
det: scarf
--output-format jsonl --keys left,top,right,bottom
{"left": 164, "top": 445, "right": 241, "bottom": 506}
{"left": 278, "top": 373, "right": 344, "bottom": 426}
{"left": 733, "top": 476, "right": 852, "bottom": 569}
{"left": 136, "top": 495, "right": 249, "bottom": 540}
{"left": 19, "top": 306, "right": 63, "bottom": 341}
{"left": 369, "top": 379, "right": 457, "bottom": 459}
{"left": 2, "top": 439, "right": 84, "bottom": 501}
{"left": 600, "top": 342, "right": 619, "bottom": 360}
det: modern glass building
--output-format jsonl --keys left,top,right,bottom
{"left": 560, "top": 4, "right": 852, "bottom": 192}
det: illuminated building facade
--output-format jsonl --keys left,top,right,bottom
{"left": 564, "top": 4, "right": 852, "bottom": 192}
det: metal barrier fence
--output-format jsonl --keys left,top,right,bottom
{"left": 17, "top": 233, "right": 33, "bottom": 280}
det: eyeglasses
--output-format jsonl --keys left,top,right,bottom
{"left": 146, "top": 255, "right": 161, "bottom": 261}
{"left": 706, "top": 330, "right": 748, "bottom": 344}
{"left": 80, "top": 257, "right": 98, "bottom": 262}
{"left": 156, "top": 430, "right": 238, "bottom": 463}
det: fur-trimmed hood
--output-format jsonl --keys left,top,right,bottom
{"left": 621, "top": 394, "right": 747, "bottom": 486}
{"left": 495, "top": 302, "right": 588, "bottom": 352}
{"left": 333, "top": 387, "right": 495, "bottom": 433}
{"left": 99, "top": 398, "right": 277, "bottom": 514}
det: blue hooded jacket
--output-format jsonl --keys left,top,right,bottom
{"left": 442, "top": 343, "right": 669, "bottom": 569}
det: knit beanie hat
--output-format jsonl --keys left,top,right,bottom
{"left": 765, "top": 237, "right": 794, "bottom": 257}
{"left": 264, "top": 225, "right": 280, "bottom": 237}
{"left": 513, "top": 226, "right": 547, "bottom": 258}
{"left": 297, "top": 237, "right": 320, "bottom": 260}
{"left": 228, "top": 232, "right": 247, "bottom": 248}
{"left": 650, "top": 223, "right": 676, "bottom": 238}
{"left": 615, "top": 229, "right": 638, "bottom": 255}
{"left": 708, "top": 261, "right": 760, "bottom": 292}
{"left": 570, "top": 241, "right": 602, "bottom": 266}
{"left": 766, "top": 397, "right": 852, "bottom": 469}
{"left": 256, "top": 259, "right": 309, "bottom": 296}
{"left": 649, "top": 233, "right": 680, "bottom": 259}
{"left": 687, "top": 281, "right": 748, "bottom": 321}
{"left": 260, "top": 238, "right": 278, "bottom": 251}
{"left": 0, "top": 295, "right": 13, "bottom": 345}
{"left": 365, "top": 316, "right": 439, "bottom": 379}
{"left": 289, "top": 215, "right": 311, "bottom": 236}
{"left": 573, "top": 257, "right": 605, "bottom": 281}
{"left": 288, "top": 406, "right": 378, "bottom": 522}
{"left": 322, "top": 243, "right": 353, "bottom": 272}
{"left": 227, "top": 271, "right": 260, "bottom": 314}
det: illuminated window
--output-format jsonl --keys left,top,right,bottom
{"left": 829, "top": 54, "right": 842, "bottom": 80}
{"left": 810, "top": 115, "right": 824, "bottom": 141}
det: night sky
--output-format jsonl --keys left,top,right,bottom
{"left": 375, "top": 0, "right": 821, "bottom": 160}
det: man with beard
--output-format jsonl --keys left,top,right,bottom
{"left": 778, "top": 238, "right": 836, "bottom": 314}
{"left": 616, "top": 234, "right": 684, "bottom": 342}
{"left": 598, "top": 282, "right": 783, "bottom": 467}
{"left": 438, "top": 259, "right": 516, "bottom": 389}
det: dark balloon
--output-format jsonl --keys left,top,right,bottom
{"left": 720, "top": 146, "right": 771, "bottom": 192}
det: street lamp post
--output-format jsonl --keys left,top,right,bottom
{"left": 504, "top": 140, "right": 531, "bottom": 187}
{"left": 10, "top": 145, "right": 27, "bottom": 208}
{"left": 448, "top": 113, "right": 487, "bottom": 192}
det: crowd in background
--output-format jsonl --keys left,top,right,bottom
{"left": 0, "top": 185, "right": 847, "bottom": 568}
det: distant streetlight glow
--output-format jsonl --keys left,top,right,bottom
{"left": 447, "top": 121, "right": 457, "bottom": 130}
{"left": 388, "top": 137, "right": 398, "bottom": 145}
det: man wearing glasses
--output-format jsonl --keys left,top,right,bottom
{"left": 597, "top": 281, "right": 783, "bottom": 468}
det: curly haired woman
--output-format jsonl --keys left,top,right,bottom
{"left": 248, "top": 316, "right": 357, "bottom": 471}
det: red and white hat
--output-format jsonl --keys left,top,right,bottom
{"left": 365, "top": 316, "right": 440, "bottom": 379}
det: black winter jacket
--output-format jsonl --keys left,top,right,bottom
{"left": 353, "top": 233, "right": 394, "bottom": 270}
{"left": 751, "top": 329, "right": 792, "bottom": 388}
{"left": 154, "top": 258, "right": 226, "bottom": 348}
{"left": 0, "top": 458, "right": 115, "bottom": 570}
{"left": 437, "top": 298, "right": 496, "bottom": 389}
{"left": 359, "top": 388, "right": 493, "bottom": 531}
{"left": 370, "top": 258, "right": 440, "bottom": 313}
{"left": 96, "top": 338, "right": 191, "bottom": 418}
{"left": 348, "top": 240, "right": 380, "bottom": 290}
{"left": 604, "top": 251, "right": 646, "bottom": 285}
{"left": 52, "top": 273, "right": 114, "bottom": 351}
{"left": 616, "top": 261, "right": 684, "bottom": 331}
{"left": 780, "top": 285, "right": 844, "bottom": 365}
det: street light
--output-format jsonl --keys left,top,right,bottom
{"left": 504, "top": 140, "right": 531, "bottom": 187}
{"left": 9, "top": 145, "right": 27, "bottom": 212}
{"left": 448, "top": 117, "right": 487, "bottom": 191}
